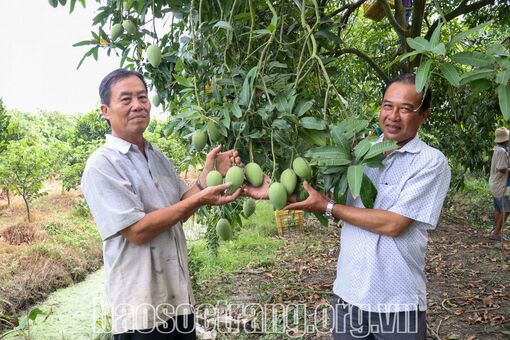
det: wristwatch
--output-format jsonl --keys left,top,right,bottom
{"left": 324, "top": 199, "right": 336, "bottom": 221}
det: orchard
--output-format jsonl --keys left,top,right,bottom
{"left": 46, "top": 0, "right": 510, "bottom": 252}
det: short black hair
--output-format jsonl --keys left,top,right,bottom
{"left": 383, "top": 73, "right": 432, "bottom": 114}
{"left": 99, "top": 69, "right": 148, "bottom": 105}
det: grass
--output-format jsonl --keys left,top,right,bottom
{"left": 0, "top": 181, "right": 103, "bottom": 333}
{"left": 188, "top": 202, "right": 283, "bottom": 286}
{"left": 444, "top": 175, "right": 493, "bottom": 231}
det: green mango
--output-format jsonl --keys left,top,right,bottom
{"left": 225, "top": 166, "right": 244, "bottom": 192}
{"left": 269, "top": 182, "right": 288, "bottom": 210}
{"left": 244, "top": 163, "right": 263, "bottom": 187}
{"left": 192, "top": 130, "right": 207, "bottom": 152}
{"left": 122, "top": 20, "right": 136, "bottom": 35}
{"left": 146, "top": 44, "right": 161, "bottom": 67}
{"left": 48, "top": 0, "right": 58, "bottom": 7}
{"left": 292, "top": 157, "right": 312, "bottom": 179}
{"left": 243, "top": 199, "right": 256, "bottom": 217}
{"left": 216, "top": 218, "right": 232, "bottom": 241}
{"left": 110, "top": 23, "right": 124, "bottom": 41}
{"left": 206, "top": 170, "right": 223, "bottom": 187}
{"left": 280, "top": 169, "right": 297, "bottom": 195}
{"left": 152, "top": 94, "right": 160, "bottom": 107}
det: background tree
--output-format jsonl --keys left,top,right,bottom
{"left": 0, "top": 140, "right": 51, "bottom": 222}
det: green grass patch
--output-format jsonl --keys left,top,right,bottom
{"left": 189, "top": 202, "right": 283, "bottom": 285}
{"left": 445, "top": 175, "right": 493, "bottom": 231}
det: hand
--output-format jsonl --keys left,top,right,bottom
{"left": 199, "top": 182, "right": 242, "bottom": 206}
{"left": 205, "top": 145, "right": 242, "bottom": 176}
{"left": 284, "top": 181, "right": 329, "bottom": 213}
{"left": 242, "top": 174, "right": 271, "bottom": 200}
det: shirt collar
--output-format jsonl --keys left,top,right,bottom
{"left": 105, "top": 134, "right": 153, "bottom": 154}
{"left": 379, "top": 134, "right": 422, "bottom": 155}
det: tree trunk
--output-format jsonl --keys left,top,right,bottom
{"left": 6, "top": 188, "right": 10, "bottom": 207}
{"left": 22, "top": 195, "right": 31, "bottom": 222}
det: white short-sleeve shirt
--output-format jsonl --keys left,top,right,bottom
{"left": 333, "top": 135, "right": 451, "bottom": 313}
{"left": 81, "top": 135, "right": 193, "bottom": 334}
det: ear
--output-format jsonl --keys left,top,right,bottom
{"left": 100, "top": 104, "right": 110, "bottom": 120}
{"left": 421, "top": 108, "right": 431, "bottom": 122}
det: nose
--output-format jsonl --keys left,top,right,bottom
{"left": 387, "top": 106, "right": 401, "bottom": 121}
{"left": 131, "top": 98, "right": 145, "bottom": 111}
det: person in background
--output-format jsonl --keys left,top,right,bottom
{"left": 488, "top": 127, "right": 510, "bottom": 241}
{"left": 81, "top": 68, "right": 241, "bottom": 339}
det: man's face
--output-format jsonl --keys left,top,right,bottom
{"left": 379, "top": 82, "right": 430, "bottom": 146}
{"left": 101, "top": 75, "right": 151, "bottom": 141}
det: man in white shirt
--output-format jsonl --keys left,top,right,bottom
{"left": 82, "top": 69, "right": 241, "bottom": 339}
{"left": 284, "top": 73, "right": 451, "bottom": 339}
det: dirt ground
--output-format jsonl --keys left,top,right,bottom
{"left": 195, "top": 214, "right": 510, "bottom": 339}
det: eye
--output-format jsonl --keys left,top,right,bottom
{"left": 139, "top": 95, "right": 148, "bottom": 103}
{"left": 400, "top": 106, "right": 414, "bottom": 114}
{"left": 121, "top": 97, "right": 131, "bottom": 103}
{"left": 383, "top": 104, "right": 393, "bottom": 111}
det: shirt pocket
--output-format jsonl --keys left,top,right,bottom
{"left": 374, "top": 183, "right": 400, "bottom": 210}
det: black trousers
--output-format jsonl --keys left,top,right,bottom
{"left": 113, "top": 314, "right": 196, "bottom": 340}
{"left": 332, "top": 295, "right": 427, "bottom": 340}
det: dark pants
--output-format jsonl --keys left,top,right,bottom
{"left": 332, "top": 295, "right": 426, "bottom": 340}
{"left": 113, "top": 314, "right": 196, "bottom": 340}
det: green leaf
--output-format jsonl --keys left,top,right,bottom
{"left": 354, "top": 137, "right": 377, "bottom": 161}
{"left": 311, "top": 158, "right": 352, "bottom": 167}
{"left": 460, "top": 69, "right": 493, "bottom": 84}
{"left": 394, "top": 50, "right": 422, "bottom": 65}
{"left": 313, "top": 212, "right": 328, "bottom": 226}
{"left": 359, "top": 174, "right": 377, "bottom": 209}
{"left": 214, "top": 20, "right": 233, "bottom": 30}
{"left": 300, "top": 117, "right": 326, "bottom": 130}
{"left": 173, "top": 74, "right": 193, "bottom": 87}
{"left": 451, "top": 52, "right": 492, "bottom": 67}
{"left": 347, "top": 164, "right": 363, "bottom": 199}
{"left": 431, "top": 43, "right": 446, "bottom": 56}
{"left": 416, "top": 59, "right": 432, "bottom": 93}
{"left": 470, "top": 79, "right": 492, "bottom": 93}
{"left": 268, "top": 13, "right": 278, "bottom": 33}
{"left": 315, "top": 29, "right": 341, "bottom": 44}
{"left": 294, "top": 100, "right": 313, "bottom": 117}
{"left": 28, "top": 308, "right": 44, "bottom": 321}
{"left": 430, "top": 22, "right": 442, "bottom": 47}
{"left": 231, "top": 101, "right": 242, "bottom": 118}
{"left": 362, "top": 156, "right": 385, "bottom": 168}
{"left": 305, "top": 146, "right": 350, "bottom": 160}
{"left": 447, "top": 21, "right": 491, "bottom": 51}
{"left": 406, "top": 37, "right": 431, "bottom": 52}
{"left": 439, "top": 63, "right": 461, "bottom": 87}
{"left": 363, "top": 140, "right": 397, "bottom": 161}
{"left": 300, "top": 129, "right": 328, "bottom": 146}
{"left": 72, "top": 40, "right": 95, "bottom": 47}
{"left": 496, "top": 69, "right": 510, "bottom": 85}
{"left": 239, "top": 66, "right": 257, "bottom": 106}
{"left": 498, "top": 84, "right": 510, "bottom": 120}
{"left": 272, "top": 119, "right": 291, "bottom": 130}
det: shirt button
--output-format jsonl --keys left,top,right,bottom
{"left": 155, "top": 181, "right": 159, "bottom": 188}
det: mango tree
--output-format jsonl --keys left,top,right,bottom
{"left": 53, "top": 0, "right": 508, "bottom": 252}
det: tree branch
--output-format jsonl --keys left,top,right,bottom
{"left": 328, "top": 48, "right": 389, "bottom": 82}
{"left": 380, "top": 0, "right": 407, "bottom": 36}
{"left": 424, "top": 0, "right": 495, "bottom": 39}
{"left": 410, "top": 0, "right": 427, "bottom": 38}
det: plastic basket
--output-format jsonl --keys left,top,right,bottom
{"left": 275, "top": 210, "right": 305, "bottom": 235}
{"left": 363, "top": 0, "right": 394, "bottom": 22}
